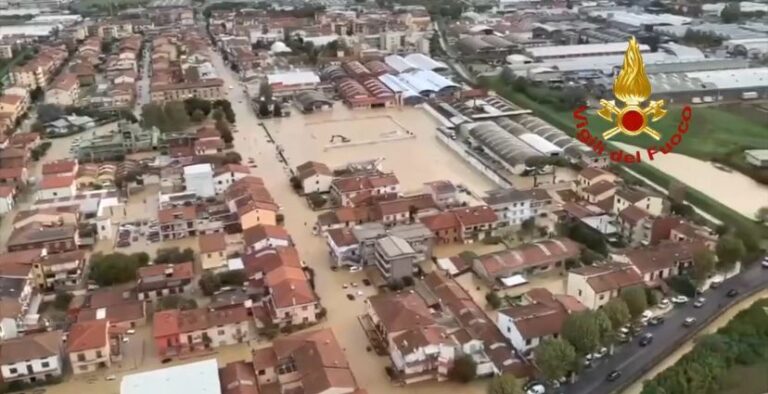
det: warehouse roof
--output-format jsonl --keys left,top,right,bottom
{"left": 464, "top": 121, "right": 542, "bottom": 169}
{"left": 527, "top": 42, "right": 650, "bottom": 59}
{"left": 267, "top": 71, "right": 320, "bottom": 86}
{"left": 404, "top": 53, "right": 447, "bottom": 71}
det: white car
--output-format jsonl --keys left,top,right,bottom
{"left": 658, "top": 298, "right": 670, "bottom": 308}
{"left": 761, "top": 258, "right": 768, "bottom": 268}
{"left": 641, "top": 310, "right": 653, "bottom": 320}
{"left": 126, "top": 329, "right": 136, "bottom": 335}
{"left": 672, "top": 295, "right": 689, "bottom": 304}
{"left": 594, "top": 347, "right": 609, "bottom": 359}
{"left": 122, "top": 337, "right": 129, "bottom": 343}
{"left": 105, "top": 375, "right": 116, "bottom": 381}
{"left": 349, "top": 266, "right": 362, "bottom": 273}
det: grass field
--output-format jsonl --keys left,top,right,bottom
{"left": 721, "top": 362, "right": 768, "bottom": 394}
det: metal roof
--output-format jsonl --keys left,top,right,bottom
{"left": 464, "top": 121, "right": 542, "bottom": 169}
{"left": 404, "top": 53, "right": 448, "bottom": 71}
{"left": 384, "top": 55, "right": 417, "bottom": 73}
{"left": 121, "top": 359, "right": 221, "bottom": 394}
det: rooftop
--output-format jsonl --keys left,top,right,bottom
{"left": 121, "top": 358, "right": 222, "bottom": 394}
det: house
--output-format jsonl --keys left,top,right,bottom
{"left": 419, "top": 211, "right": 460, "bottom": 245}
{"left": 248, "top": 328, "right": 362, "bottom": 393}
{"left": 295, "top": 161, "right": 332, "bottom": 193}
{"left": 243, "top": 224, "right": 291, "bottom": 253}
{"left": 13, "top": 205, "right": 79, "bottom": 230}
{"left": 351, "top": 222, "right": 434, "bottom": 269}
{"left": 566, "top": 264, "right": 644, "bottom": 309}
{"left": 377, "top": 194, "right": 439, "bottom": 227}
{"left": 573, "top": 167, "right": 618, "bottom": 199}
{"left": 67, "top": 320, "right": 111, "bottom": 374}
{"left": 213, "top": 164, "right": 250, "bottom": 194}
{"left": 453, "top": 205, "right": 499, "bottom": 243}
{"left": 153, "top": 307, "right": 251, "bottom": 359}
{"left": 218, "top": 361, "right": 259, "bottom": 394}
{"left": 581, "top": 180, "right": 617, "bottom": 204}
{"left": 330, "top": 172, "right": 400, "bottom": 207}
{"left": 37, "top": 175, "right": 77, "bottom": 200}
{"left": 373, "top": 235, "right": 420, "bottom": 280}
{"left": 122, "top": 359, "right": 222, "bottom": 394}
{"left": 226, "top": 176, "right": 279, "bottom": 229}
{"left": 69, "top": 62, "right": 97, "bottom": 86}
{"left": 0, "top": 185, "right": 15, "bottom": 214}
{"left": 617, "top": 205, "right": 652, "bottom": 246}
{"left": 42, "top": 160, "right": 78, "bottom": 177}
{"left": 423, "top": 180, "right": 459, "bottom": 208}
{"left": 0, "top": 167, "right": 28, "bottom": 186}
{"left": 0, "top": 93, "right": 30, "bottom": 125}
{"left": 45, "top": 74, "right": 81, "bottom": 106}
{"left": 617, "top": 240, "right": 704, "bottom": 283}
{"left": 613, "top": 188, "right": 665, "bottom": 217}
{"left": 497, "top": 288, "right": 585, "bottom": 354}
{"left": 668, "top": 221, "right": 718, "bottom": 249}
{"left": 158, "top": 205, "right": 199, "bottom": 241}
{"left": 9, "top": 132, "right": 40, "bottom": 150}
{"left": 194, "top": 138, "right": 225, "bottom": 156}
{"left": 472, "top": 238, "right": 582, "bottom": 286}
{"left": 0, "top": 148, "right": 28, "bottom": 169}
{"left": 136, "top": 262, "right": 195, "bottom": 302}
{"left": 184, "top": 163, "right": 215, "bottom": 198}
{"left": 0, "top": 331, "right": 63, "bottom": 384}
{"left": 7, "top": 223, "right": 78, "bottom": 253}
{"left": 483, "top": 188, "right": 553, "bottom": 227}
{"left": 35, "top": 249, "right": 87, "bottom": 290}
{"left": 326, "top": 227, "right": 360, "bottom": 266}
{"left": 199, "top": 233, "right": 228, "bottom": 271}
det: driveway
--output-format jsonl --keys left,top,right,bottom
{"left": 565, "top": 258, "right": 768, "bottom": 394}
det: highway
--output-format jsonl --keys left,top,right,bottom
{"left": 565, "top": 260, "right": 768, "bottom": 394}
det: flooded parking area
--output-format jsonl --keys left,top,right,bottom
{"left": 614, "top": 142, "right": 768, "bottom": 219}
{"left": 263, "top": 105, "right": 497, "bottom": 193}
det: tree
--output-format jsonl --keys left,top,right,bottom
{"left": 620, "top": 286, "right": 648, "bottom": 319}
{"left": 141, "top": 103, "right": 167, "bottom": 131}
{"left": 487, "top": 374, "right": 522, "bottom": 394}
{"left": 273, "top": 102, "right": 282, "bottom": 117}
{"left": 448, "top": 354, "right": 477, "bottom": 383}
{"left": 30, "top": 87, "right": 44, "bottom": 102}
{"left": 259, "top": 81, "right": 273, "bottom": 104}
{"left": 215, "top": 117, "right": 233, "bottom": 144}
{"left": 401, "top": 276, "right": 415, "bottom": 287}
{"left": 199, "top": 272, "right": 222, "bottom": 296}
{"left": 213, "top": 100, "right": 236, "bottom": 123}
{"left": 691, "top": 249, "right": 717, "bottom": 284}
{"left": 562, "top": 311, "right": 602, "bottom": 354}
{"left": 223, "top": 151, "right": 242, "bottom": 164}
{"left": 716, "top": 235, "right": 745, "bottom": 271}
{"left": 211, "top": 108, "right": 224, "bottom": 121}
{"left": 184, "top": 97, "right": 212, "bottom": 116}
{"left": 756, "top": 207, "right": 768, "bottom": 223}
{"left": 30, "top": 121, "right": 46, "bottom": 134}
{"left": 88, "top": 252, "right": 148, "bottom": 286}
{"left": 190, "top": 109, "right": 206, "bottom": 122}
{"left": 218, "top": 270, "right": 246, "bottom": 286}
{"left": 154, "top": 247, "right": 195, "bottom": 265}
{"left": 163, "top": 101, "right": 191, "bottom": 132}
{"left": 720, "top": 1, "right": 741, "bottom": 23}
{"left": 602, "top": 298, "right": 631, "bottom": 331}
{"left": 53, "top": 291, "right": 73, "bottom": 310}
{"left": 157, "top": 295, "right": 198, "bottom": 311}
{"left": 36, "top": 104, "right": 65, "bottom": 123}
{"left": 520, "top": 217, "right": 536, "bottom": 239}
{"left": 486, "top": 291, "right": 502, "bottom": 309}
{"left": 670, "top": 201, "right": 694, "bottom": 218}
{"left": 534, "top": 338, "right": 576, "bottom": 381}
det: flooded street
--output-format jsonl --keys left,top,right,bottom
{"left": 613, "top": 142, "right": 768, "bottom": 219}
{"left": 622, "top": 290, "right": 768, "bottom": 394}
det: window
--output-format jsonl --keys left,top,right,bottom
{"left": 41, "top": 361, "right": 49, "bottom": 368}
{"left": 9, "top": 368, "right": 16, "bottom": 374}
{"left": 525, "top": 338, "right": 532, "bottom": 346}
{"left": 599, "top": 294, "right": 605, "bottom": 300}
{"left": 77, "top": 353, "right": 86, "bottom": 362}
{"left": 218, "top": 329, "right": 225, "bottom": 336}
{"left": 96, "top": 350, "right": 103, "bottom": 358}
{"left": 578, "top": 289, "right": 582, "bottom": 296}
{"left": 258, "top": 369, "right": 265, "bottom": 376}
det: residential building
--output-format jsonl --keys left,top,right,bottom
{"left": 248, "top": 328, "right": 361, "bottom": 393}
{"left": 496, "top": 288, "right": 585, "bottom": 354}
{"left": 453, "top": 205, "right": 499, "bottom": 243}
{"left": 122, "top": 359, "right": 222, "bottom": 394}
{"left": 616, "top": 240, "right": 704, "bottom": 283}
{"left": 377, "top": 194, "right": 440, "bottom": 227}
{"left": 617, "top": 205, "right": 653, "bottom": 246}
{"left": 226, "top": 176, "right": 279, "bottom": 230}
{"left": 612, "top": 188, "right": 665, "bottom": 217}
{"left": 0, "top": 148, "right": 27, "bottom": 169}
{"left": 347, "top": 222, "right": 434, "bottom": 269}
{"left": 423, "top": 180, "right": 459, "bottom": 209}
{"left": 67, "top": 320, "right": 111, "bottom": 374}
{"left": 243, "top": 224, "right": 291, "bottom": 254}
{"left": 153, "top": 307, "right": 251, "bottom": 359}
{"left": 7, "top": 223, "right": 78, "bottom": 253}
{"left": 573, "top": 168, "right": 618, "bottom": 200}
{"left": 0, "top": 92, "right": 30, "bottom": 125}
{"left": 36, "top": 174, "right": 77, "bottom": 200}
{"left": 326, "top": 227, "right": 361, "bottom": 267}
{"left": 45, "top": 74, "right": 81, "bottom": 106}
{"left": 213, "top": 164, "right": 250, "bottom": 194}
{"left": 184, "top": 163, "right": 215, "bottom": 198}
{"left": 668, "top": 221, "right": 718, "bottom": 249}
{"left": 374, "top": 235, "right": 420, "bottom": 280}
{"left": 150, "top": 79, "right": 225, "bottom": 102}
{"left": 472, "top": 238, "right": 581, "bottom": 286}
{"left": 35, "top": 249, "right": 87, "bottom": 290}
{"left": 0, "top": 331, "right": 63, "bottom": 384}
{"left": 157, "top": 204, "right": 225, "bottom": 241}
{"left": 295, "top": 161, "right": 332, "bottom": 193}
{"left": 330, "top": 172, "right": 401, "bottom": 207}
{"left": 566, "top": 264, "right": 644, "bottom": 309}
{"left": 42, "top": 160, "right": 78, "bottom": 177}
{"left": 199, "top": 233, "right": 228, "bottom": 271}
{"left": 0, "top": 185, "right": 15, "bottom": 214}
{"left": 137, "top": 262, "right": 195, "bottom": 302}
{"left": 0, "top": 167, "right": 28, "bottom": 186}
{"left": 483, "top": 188, "right": 553, "bottom": 227}
{"left": 9, "top": 132, "right": 40, "bottom": 150}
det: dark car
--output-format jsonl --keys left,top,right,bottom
{"left": 607, "top": 370, "right": 622, "bottom": 382}
{"left": 726, "top": 289, "right": 739, "bottom": 297}
{"left": 362, "top": 279, "right": 372, "bottom": 286}
{"left": 346, "top": 294, "right": 355, "bottom": 301}
{"left": 639, "top": 333, "right": 654, "bottom": 347}
{"left": 648, "top": 316, "right": 665, "bottom": 326}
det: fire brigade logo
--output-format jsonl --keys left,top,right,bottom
{"left": 597, "top": 37, "right": 667, "bottom": 140}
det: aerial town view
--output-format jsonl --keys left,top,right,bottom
{"left": 0, "top": 0, "right": 765, "bottom": 393}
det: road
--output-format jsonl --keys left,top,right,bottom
{"left": 566, "top": 260, "right": 768, "bottom": 394}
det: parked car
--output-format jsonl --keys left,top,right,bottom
{"left": 761, "top": 257, "right": 768, "bottom": 268}
{"left": 349, "top": 266, "right": 362, "bottom": 273}
{"left": 105, "top": 375, "right": 116, "bottom": 381}
{"left": 726, "top": 289, "right": 739, "bottom": 297}
{"left": 607, "top": 370, "right": 622, "bottom": 382}
{"left": 639, "top": 333, "right": 654, "bottom": 347}
{"left": 594, "top": 347, "right": 609, "bottom": 358}
{"left": 346, "top": 294, "right": 355, "bottom": 301}
{"left": 693, "top": 297, "right": 706, "bottom": 308}
{"left": 640, "top": 310, "right": 653, "bottom": 322}
{"left": 362, "top": 279, "right": 372, "bottom": 286}
{"left": 710, "top": 279, "right": 722, "bottom": 289}
{"left": 683, "top": 317, "right": 697, "bottom": 327}
{"left": 658, "top": 298, "right": 670, "bottom": 308}
{"left": 617, "top": 334, "right": 631, "bottom": 343}
{"left": 648, "top": 316, "right": 665, "bottom": 326}
{"left": 672, "top": 295, "right": 689, "bottom": 304}
{"left": 126, "top": 329, "right": 136, "bottom": 335}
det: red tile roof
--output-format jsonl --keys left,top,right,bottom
{"left": 42, "top": 160, "right": 77, "bottom": 175}
{"left": 243, "top": 224, "right": 290, "bottom": 247}
{"left": 199, "top": 232, "right": 227, "bottom": 254}
{"left": 40, "top": 174, "right": 75, "bottom": 189}
{"left": 67, "top": 320, "right": 108, "bottom": 353}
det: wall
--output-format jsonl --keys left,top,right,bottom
{"left": 302, "top": 174, "right": 332, "bottom": 194}
{"left": 69, "top": 345, "right": 110, "bottom": 375}
{"left": 1, "top": 355, "right": 61, "bottom": 382}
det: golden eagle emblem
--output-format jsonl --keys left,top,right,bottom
{"left": 597, "top": 37, "right": 666, "bottom": 140}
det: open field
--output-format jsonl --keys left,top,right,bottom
{"left": 266, "top": 105, "right": 497, "bottom": 193}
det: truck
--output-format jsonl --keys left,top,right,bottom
{"left": 741, "top": 91, "right": 759, "bottom": 100}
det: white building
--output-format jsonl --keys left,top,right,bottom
{"left": 121, "top": 358, "right": 222, "bottom": 394}
{"left": 183, "top": 163, "right": 215, "bottom": 198}
{"left": 36, "top": 175, "right": 76, "bottom": 200}
{"left": 213, "top": 164, "right": 250, "bottom": 194}
{"left": 0, "top": 331, "right": 63, "bottom": 384}
{"left": 482, "top": 188, "right": 552, "bottom": 227}
{"left": 295, "top": 161, "right": 332, "bottom": 194}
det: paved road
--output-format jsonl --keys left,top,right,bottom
{"left": 566, "top": 260, "right": 768, "bottom": 394}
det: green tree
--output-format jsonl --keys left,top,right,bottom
{"left": 620, "top": 286, "right": 648, "bottom": 319}
{"left": 562, "top": 311, "right": 602, "bottom": 355}
{"left": 215, "top": 117, "right": 233, "bottom": 144}
{"left": 720, "top": 1, "right": 741, "bottom": 23}
{"left": 534, "top": 338, "right": 577, "bottom": 380}
{"left": 154, "top": 247, "right": 195, "bottom": 265}
{"left": 485, "top": 291, "right": 502, "bottom": 309}
{"left": 157, "top": 295, "right": 198, "bottom": 311}
{"left": 602, "top": 298, "right": 631, "bottom": 330}
{"left": 448, "top": 354, "right": 477, "bottom": 383}
{"left": 716, "top": 235, "right": 746, "bottom": 272}
{"left": 190, "top": 109, "right": 206, "bottom": 122}
{"left": 756, "top": 206, "right": 768, "bottom": 223}
{"left": 199, "top": 271, "right": 222, "bottom": 296}
{"left": 691, "top": 249, "right": 717, "bottom": 284}
{"left": 163, "top": 101, "right": 191, "bottom": 132}
{"left": 88, "top": 252, "right": 147, "bottom": 286}
{"left": 670, "top": 201, "right": 694, "bottom": 218}
{"left": 53, "top": 291, "right": 73, "bottom": 310}
{"left": 218, "top": 270, "right": 246, "bottom": 286}
{"left": 487, "top": 374, "right": 522, "bottom": 394}
{"left": 141, "top": 103, "right": 167, "bottom": 131}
